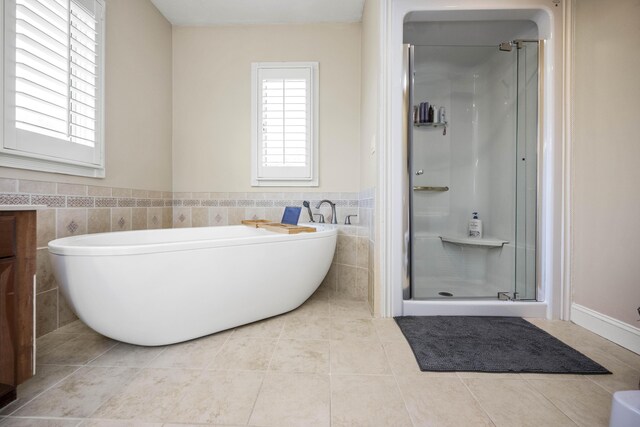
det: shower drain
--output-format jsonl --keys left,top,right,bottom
{"left": 438, "top": 292, "right": 454, "bottom": 297}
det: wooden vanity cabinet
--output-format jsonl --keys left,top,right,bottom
{"left": 0, "top": 211, "right": 36, "bottom": 408}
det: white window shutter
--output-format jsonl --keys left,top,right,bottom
{"left": 2, "top": 0, "right": 105, "bottom": 175}
{"left": 251, "top": 62, "right": 319, "bottom": 186}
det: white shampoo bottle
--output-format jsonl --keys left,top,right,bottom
{"left": 468, "top": 212, "right": 483, "bottom": 238}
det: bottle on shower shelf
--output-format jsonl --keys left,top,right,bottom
{"left": 468, "top": 212, "right": 483, "bottom": 238}
{"left": 439, "top": 106, "right": 446, "bottom": 124}
{"left": 428, "top": 105, "right": 434, "bottom": 123}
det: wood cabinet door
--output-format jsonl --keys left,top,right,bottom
{"left": 0, "top": 259, "right": 16, "bottom": 388}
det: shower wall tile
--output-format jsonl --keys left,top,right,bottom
{"left": 173, "top": 207, "right": 192, "bottom": 228}
{"left": 0, "top": 177, "right": 17, "bottom": 192}
{"left": 356, "top": 237, "right": 369, "bottom": 269}
{"left": 112, "top": 208, "right": 132, "bottom": 232}
{"left": 58, "top": 290, "right": 78, "bottom": 327}
{"left": 88, "top": 208, "right": 111, "bottom": 234}
{"left": 112, "top": 187, "right": 133, "bottom": 198}
{"left": 88, "top": 185, "right": 112, "bottom": 197}
{"left": 56, "top": 208, "right": 87, "bottom": 239}
{"left": 162, "top": 207, "right": 173, "bottom": 228}
{"left": 132, "top": 189, "right": 149, "bottom": 198}
{"left": 209, "top": 207, "right": 228, "bottom": 226}
{"left": 36, "top": 289, "right": 58, "bottom": 337}
{"left": 148, "top": 207, "right": 163, "bottom": 229}
{"left": 57, "top": 183, "right": 87, "bottom": 196}
{"left": 227, "top": 207, "right": 245, "bottom": 225}
{"left": 132, "top": 208, "right": 148, "bottom": 230}
{"left": 19, "top": 179, "right": 56, "bottom": 194}
{"left": 37, "top": 208, "right": 56, "bottom": 248}
{"left": 36, "top": 248, "right": 57, "bottom": 293}
{"left": 191, "top": 207, "right": 209, "bottom": 227}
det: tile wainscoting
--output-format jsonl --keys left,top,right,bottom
{"left": 0, "top": 177, "right": 373, "bottom": 338}
{"left": 0, "top": 177, "right": 174, "bottom": 337}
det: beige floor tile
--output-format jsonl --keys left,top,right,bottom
{"left": 464, "top": 378, "right": 577, "bottom": 427}
{"left": 92, "top": 368, "right": 198, "bottom": 422}
{"left": 580, "top": 348, "right": 640, "bottom": 393}
{"left": 55, "top": 321, "right": 95, "bottom": 335}
{"left": 149, "top": 332, "right": 229, "bottom": 369}
{"left": 0, "top": 419, "right": 80, "bottom": 426}
{"left": 80, "top": 421, "right": 161, "bottom": 426}
{"left": 527, "top": 378, "right": 611, "bottom": 427}
{"left": 331, "top": 375, "right": 412, "bottom": 427}
{"left": 330, "top": 340, "right": 391, "bottom": 375}
{"left": 457, "top": 372, "right": 523, "bottom": 379}
{"left": 396, "top": 375, "right": 494, "bottom": 427}
{"left": 595, "top": 342, "right": 640, "bottom": 370}
{"left": 249, "top": 372, "right": 330, "bottom": 427}
{"left": 210, "top": 337, "right": 277, "bottom": 371}
{"left": 372, "top": 318, "right": 406, "bottom": 341}
{"left": 381, "top": 340, "right": 456, "bottom": 377}
{"left": 331, "top": 318, "right": 378, "bottom": 341}
{"left": 35, "top": 333, "right": 79, "bottom": 357}
{"left": 269, "top": 339, "right": 330, "bottom": 373}
{"left": 89, "top": 343, "right": 166, "bottom": 368}
{"left": 232, "top": 316, "right": 285, "bottom": 338}
{"left": 282, "top": 316, "right": 332, "bottom": 340}
{"left": 0, "top": 365, "right": 79, "bottom": 415}
{"left": 329, "top": 300, "right": 372, "bottom": 318}
{"left": 15, "top": 367, "right": 138, "bottom": 418}
{"left": 169, "top": 371, "right": 263, "bottom": 425}
{"left": 37, "top": 335, "right": 117, "bottom": 366}
{"left": 287, "top": 298, "right": 330, "bottom": 318}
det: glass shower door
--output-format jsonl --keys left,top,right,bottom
{"left": 409, "top": 42, "right": 537, "bottom": 301}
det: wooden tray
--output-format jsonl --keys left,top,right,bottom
{"left": 241, "top": 219, "right": 274, "bottom": 228}
{"left": 258, "top": 223, "right": 316, "bottom": 234}
{"left": 241, "top": 219, "right": 316, "bottom": 234}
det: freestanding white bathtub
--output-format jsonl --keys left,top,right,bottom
{"left": 48, "top": 224, "right": 337, "bottom": 346}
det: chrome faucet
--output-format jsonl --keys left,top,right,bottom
{"left": 315, "top": 200, "right": 337, "bottom": 224}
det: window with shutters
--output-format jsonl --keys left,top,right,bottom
{"left": 251, "top": 62, "right": 318, "bottom": 186}
{"left": 1, "top": 0, "right": 105, "bottom": 177}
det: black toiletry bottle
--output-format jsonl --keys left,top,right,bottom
{"left": 428, "top": 105, "right": 434, "bottom": 123}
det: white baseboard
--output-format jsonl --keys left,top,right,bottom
{"left": 571, "top": 304, "right": 640, "bottom": 354}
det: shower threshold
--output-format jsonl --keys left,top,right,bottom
{"left": 403, "top": 299, "right": 547, "bottom": 318}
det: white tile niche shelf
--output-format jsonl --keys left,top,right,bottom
{"left": 439, "top": 235, "right": 508, "bottom": 248}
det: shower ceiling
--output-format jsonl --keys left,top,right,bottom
{"left": 150, "top": 0, "right": 365, "bottom": 26}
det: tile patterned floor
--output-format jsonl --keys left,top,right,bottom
{"left": 1, "top": 289, "right": 638, "bottom": 427}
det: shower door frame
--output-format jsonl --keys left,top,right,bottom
{"left": 402, "top": 40, "right": 546, "bottom": 308}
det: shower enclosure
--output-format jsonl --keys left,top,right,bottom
{"left": 406, "top": 41, "right": 539, "bottom": 301}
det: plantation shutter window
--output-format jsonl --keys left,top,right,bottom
{"left": 2, "top": 0, "right": 105, "bottom": 177}
{"left": 251, "top": 62, "right": 318, "bottom": 186}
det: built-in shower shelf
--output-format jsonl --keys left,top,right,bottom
{"left": 439, "top": 235, "right": 508, "bottom": 248}
{"left": 414, "top": 121, "right": 448, "bottom": 128}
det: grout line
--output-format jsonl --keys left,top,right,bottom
{"left": 521, "top": 377, "right": 580, "bottom": 426}
{"left": 458, "top": 375, "right": 499, "bottom": 426}
{"left": 0, "top": 365, "right": 83, "bottom": 416}
{"left": 244, "top": 319, "right": 285, "bottom": 424}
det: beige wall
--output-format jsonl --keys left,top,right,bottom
{"left": 0, "top": 0, "right": 173, "bottom": 192}
{"left": 572, "top": 0, "right": 640, "bottom": 326}
{"left": 360, "top": 0, "right": 379, "bottom": 191}
{"left": 360, "top": 0, "right": 380, "bottom": 315}
{"left": 172, "top": 23, "right": 361, "bottom": 193}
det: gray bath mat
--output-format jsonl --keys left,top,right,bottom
{"left": 394, "top": 316, "right": 611, "bottom": 374}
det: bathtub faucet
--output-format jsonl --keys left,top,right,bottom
{"left": 315, "top": 200, "right": 338, "bottom": 224}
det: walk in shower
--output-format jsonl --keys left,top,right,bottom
{"left": 405, "top": 37, "right": 539, "bottom": 302}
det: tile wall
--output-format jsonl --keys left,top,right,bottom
{"left": 0, "top": 177, "right": 372, "bottom": 338}
{"left": 0, "top": 177, "right": 174, "bottom": 337}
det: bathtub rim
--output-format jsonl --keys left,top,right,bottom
{"left": 49, "top": 223, "right": 337, "bottom": 257}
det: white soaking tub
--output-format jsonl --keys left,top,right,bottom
{"left": 48, "top": 224, "right": 337, "bottom": 346}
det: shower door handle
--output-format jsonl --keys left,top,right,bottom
{"left": 413, "top": 186, "right": 449, "bottom": 192}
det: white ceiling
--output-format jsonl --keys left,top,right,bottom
{"left": 150, "top": 0, "right": 365, "bottom": 26}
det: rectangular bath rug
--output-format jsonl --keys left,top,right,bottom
{"left": 394, "top": 316, "right": 611, "bottom": 374}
